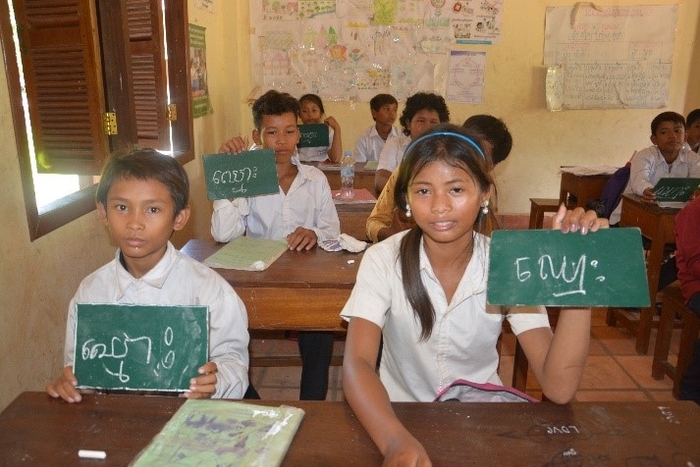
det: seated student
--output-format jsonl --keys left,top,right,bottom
{"left": 211, "top": 90, "right": 340, "bottom": 401}
{"left": 297, "top": 93, "right": 343, "bottom": 163}
{"left": 354, "top": 93, "right": 400, "bottom": 163}
{"left": 341, "top": 124, "right": 608, "bottom": 464}
{"left": 366, "top": 114, "right": 512, "bottom": 242}
{"left": 609, "top": 111, "right": 700, "bottom": 224}
{"left": 686, "top": 108, "right": 700, "bottom": 153}
{"left": 675, "top": 195, "right": 700, "bottom": 404}
{"left": 374, "top": 92, "right": 449, "bottom": 195}
{"left": 46, "top": 148, "right": 250, "bottom": 403}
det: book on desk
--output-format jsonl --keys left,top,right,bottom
{"left": 203, "top": 236, "right": 288, "bottom": 271}
{"left": 132, "top": 399, "right": 304, "bottom": 466}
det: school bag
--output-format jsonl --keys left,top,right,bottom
{"left": 586, "top": 163, "right": 631, "bottom": 219}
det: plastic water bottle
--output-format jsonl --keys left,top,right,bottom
{"left": 340, "top": 150, "right": 355, "bottom": 200}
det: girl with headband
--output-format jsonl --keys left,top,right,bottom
{"left": 340, "top": 123, "right": 608, "bottom": 465}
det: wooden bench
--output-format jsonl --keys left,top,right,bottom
{"left": 652, "top": 285, "right": 700, "bottom": 398}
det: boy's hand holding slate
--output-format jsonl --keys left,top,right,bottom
{"left": 203, "top": 149, "right": 279, "bottom": 200}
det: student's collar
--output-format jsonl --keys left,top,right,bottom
{"left": 115, "top": 242, "right": 176, "bottom": 297}
{"left": 417, "top": 233, "right": 487, "bottom": 296}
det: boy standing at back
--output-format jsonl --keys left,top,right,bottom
{"left": 211, "top": 90, "right": 340, "bottom": 400}
{"left": 353, "top": 93, "right": 399, "bottom": 163}
{"left": 47, "top": 148, "right": 250, "bottom": 402}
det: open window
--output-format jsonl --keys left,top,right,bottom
{"left": 0, "top": 0, "right": 193, "bottom": 240}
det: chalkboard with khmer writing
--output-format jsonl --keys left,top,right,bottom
{"left": 297, "top": 123, "right": 330, "bottom": 148}
{"left": 203, "top": 149, "right": 278, "bottom": 200}
{"left": 652, "top": 178, "right": 700, "bottom": 202}
{"left": 74, "top": 304, "right": 209, "bottom": 392}
{"left": 487, "top": 228, "right": 649, "bottom": 307}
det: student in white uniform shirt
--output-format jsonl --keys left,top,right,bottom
{"left": 211, "top": 90, "right": 340, "bottom": 401}
{"left": 353, "top": 93, "right": 399, "bottom": 163}
{"left": 341, "top": 124, "right": 608, "bottom": 465}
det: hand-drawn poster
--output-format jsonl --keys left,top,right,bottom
{"left": 544, "top": 4, "right": 678, "bottom": 110}
{"left": 447, "top": 50, "right": 485, "bottom": 103}
{"left": 189, "top": 24, "right": 213, "bottom": 118}
{"left": 249, "top": 0, "right": 504, "bottom": 102}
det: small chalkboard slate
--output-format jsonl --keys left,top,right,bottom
{"left": 74, "top": 304, "right": 209, "bottom": 392}
{"left": 487, "top": 228, "right": 649, "bottom": 307}
{"left": 297, "top": 123, "right": 330, "bottom": 148}
{"left": 203, "top": 149, "right": 278, "bottom": 200}
{"left": 652, "top": 177, "right": 700, "bottom": 201}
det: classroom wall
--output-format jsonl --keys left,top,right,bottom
{"left": 0, "top": 1, "right": 698, "bottom": 412}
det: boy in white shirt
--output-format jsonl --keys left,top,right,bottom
{"left": 211, "top": 90, "right": 340, "bottom": 400}
{"left": 47, "top": 148, "right": 250, "bottom": 402}
{"left": 354, "top": 93, "right": 399, "bottom": 163}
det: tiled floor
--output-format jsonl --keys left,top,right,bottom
{"left": 249, "top": 309, "right": 681, "bottom": 402}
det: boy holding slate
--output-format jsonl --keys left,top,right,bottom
{"left": 46, "top": 148, "right": 250, "bottom": 402}
{"left": 609, "top": 111, "right": 700, "bottom": 224}
{"left": 341, "top": 125, "right": 608, "bottom": 465}
{"left": 211, "top": 90, "right": 340, "bottom": 400}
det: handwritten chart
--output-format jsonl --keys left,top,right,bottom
{"left": 544, "top": 5, "right": 678, "bottom": 110}
{"left": 487, "top": 228, "right": 649, "bottom": 307}
{"left": 74, "top": 304, "right": 208, "bottom": 391}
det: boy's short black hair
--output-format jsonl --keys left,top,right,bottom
{"left": 651, "top": 111, "right": 685, "bottom": 135}
{"left": 370, "top": 93, "right": 398, "bottom": 112}
{"left": 299, "top": 93, "right": 324, "bottom": 114}
{"left": 686, "top": 109, "right": 700, "bottom": 128}
{"left": 252, "top": 90, "right": 301, "bottom": 130}
{"left": 399, "top": 92, "right": 450, "bottom": 136}
{"left": 462, "top": 114, "right": 513, "bottom": 166}
{"left": 96, "top": 147, "right": 189, "bottom": 217}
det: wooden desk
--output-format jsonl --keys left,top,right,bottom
{"left": 608, "top": 194, "right": 681, "bottom": 354}
{"left": 2, "top": 392, "right": 699, "bottom": 466}
{"left": 333, "top": 188, "right": 376, "bottom": 241}
{"left": 316, "top": 162, "right": 375, "bottom": 192}
{"left": 559, "top": 170, "right": 611, "bottom": 208}
{"left": 181, "top": 239, "right": 362, "bottom": 332}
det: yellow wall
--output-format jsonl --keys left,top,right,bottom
{"left": 0, "top": 1, "right": 698, "bottom": 411}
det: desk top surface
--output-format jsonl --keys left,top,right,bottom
{"left": 621, "top": 193, "right": 685, "bottom": 215}
{"left": 181, "top": 238, "right": 363, "bottom": 288}
{"left": 1, "top": 392, "right": 699, "bottom": 466}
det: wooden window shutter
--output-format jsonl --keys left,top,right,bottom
{"left": 15, "top": 0, "right": 108, "bottom": 175}
{"left": 125, "top": 0, "right": 169, "bottom": 150}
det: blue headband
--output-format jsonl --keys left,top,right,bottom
{"left": 405, "top": 131, "right": 486, "bottom": 160}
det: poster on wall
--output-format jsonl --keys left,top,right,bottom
{"left": 189, "top": 24, "right": 213, "bottom": 118}
{"left": 248, "top": 0, "right": 504, "bottom": 102}
{"left": 544, "top": 4, "right": 678, "bottom": 110}
{"left": 193, "top": 0, "right": 215, "bottom": 13}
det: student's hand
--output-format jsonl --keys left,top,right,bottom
{"left": 383, "top": 433, "right": 432, "bottom": 467}
{"left": 219, "top": 135, "right": 250, "bottom": 154}
{"left": 553, "top": 204, "right": 609, "bottom": 235}
{"left": 185, "top": 361, "right": 218, "bottom": 399}
{"left": 641, "top": 187, "right": 657, "bottom": 203}
{"left": 324, "top": 116, "right": 340, "bottom": 132}
{"left": 46, "top": 366, "right": 82, "bottom": 403}
{"left": 287, "top": 227, "right": 318, "bottom": 251}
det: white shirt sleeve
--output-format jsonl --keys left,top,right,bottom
{"left": 211, "top": 198, "right": 250, "bottom": 242}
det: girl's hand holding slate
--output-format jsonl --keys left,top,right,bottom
{"left": 553, "top": 204, "right": 609, "bottom": 235}
{"left": 287, "top": 227, "right": 317, "bottom": 251}
{"left": 185, "top": 361, "right": 218, "bottom": 399}
{"left": 46, "top": 366, "right": 82, "bottom": 403}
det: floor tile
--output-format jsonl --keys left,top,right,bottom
{"left": 578, "top": 356, "right": 637, "bottom": 390}
{"left": 615, "top": 356, "right": 674, "bottom": 390}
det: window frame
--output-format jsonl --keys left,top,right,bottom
{"left": 0, "top": 0, "right": 193, "bottom": 240}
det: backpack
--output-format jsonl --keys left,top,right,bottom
{"left": 586, "top": 163, "right": 631, "bottom": 218}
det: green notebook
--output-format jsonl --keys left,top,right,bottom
{"left": 131, "top": 399, "right": 304, "bottom": 467}
{"left": 204, "top": 236, "right": 288, "bottom": 271}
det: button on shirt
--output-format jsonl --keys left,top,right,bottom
{"left": 354, "top": 124, "right": 400, "bottom": 163}
{"left": 64, "top": 242, "right": 250, "bottom": 399}
{"left": 211, "top": 153, "right": 340, "bottom": 243}
{"left": 341, "top": 231, "right": 550, "bottom": 402}
{"left": 609, "top": 145, "right": 700, "bottom": 224}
